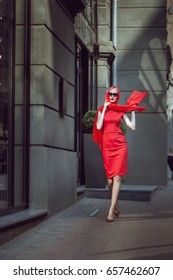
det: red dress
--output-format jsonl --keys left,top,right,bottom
{"left": 93, "top": 86, "right": 147, "bottom": 178}
{"left": 100, "top": 109, "right": 127, "bottom": 178}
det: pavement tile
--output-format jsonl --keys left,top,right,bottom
{"left": 0, "top": 185, "right": 173, "bottom": 260}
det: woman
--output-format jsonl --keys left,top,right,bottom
{"left": 93, "top": 86, "right": 147, "bottom": 222}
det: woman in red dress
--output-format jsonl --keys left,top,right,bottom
{"left": 93, "top": 86, "right": 146, "bottom": 222}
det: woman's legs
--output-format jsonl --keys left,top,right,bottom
{"left": 107, "top": 175, "right": 121, "bottom": 220}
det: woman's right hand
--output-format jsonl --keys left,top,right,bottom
{"left": 103, "top": 100, "right": 110, "bottom": 111}
{"left": 96, "top": 100, "right": 110, "bottom": 130}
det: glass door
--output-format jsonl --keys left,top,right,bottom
{"left": 0, "top": 0, "right": 15, "bottom": 210}
{"left": 0, "top": 0, "right": 30, "bottom": 214}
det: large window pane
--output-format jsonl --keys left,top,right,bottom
{"left": 0, "top": 0, "right": 26, "bottom": 213}
{"left": 0, "top": 0, "right": 14, "bottom": 209}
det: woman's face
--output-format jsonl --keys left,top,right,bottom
{"left": 108, "top": 88, "right": 119, "bottom": 103}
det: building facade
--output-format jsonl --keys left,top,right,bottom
{"left": 0, "top": 0, "right": 169, "bottom": 243}
{"left": 116, "top": 0, "right": 167, "bottom": 185}
{"left": 0, "top": 0, "right": 115, "bottom": 221}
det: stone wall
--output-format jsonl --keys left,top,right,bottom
{"left": 29, "top": 0, "right": 77, "bottom": 214}
{"left": 117, "top": 0, "right": 167, "bottom": 185}
{"left": 97, "top": 0, "right": 116, "bottom": 106}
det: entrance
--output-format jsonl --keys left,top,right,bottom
{"left": 76, "top": 41, "right": 89, "bottom": 186}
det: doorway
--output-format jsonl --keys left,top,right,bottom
{"left": 75, "top": 41, "right": 89, "bottom": 186}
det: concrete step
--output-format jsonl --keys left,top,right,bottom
{"left": 0, "top": 209, "right": 48, "bottom": 246}
{"left": 85, "top": 185, "right": 158, "bottom": 201}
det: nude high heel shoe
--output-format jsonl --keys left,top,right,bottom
{"left": 113, "top": 203, "right": 120, "bottom": 218}
{"left": 106, "top": 216, "right": 113, "bottom": 222}
{"left": 106, "top": 210, "right": 114, "bottom": 222}
{"left": 113, "top": 209, "right": 120, "bottom": 218}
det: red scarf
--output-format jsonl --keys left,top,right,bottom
{"left": 93, "top": 86, "right": 147, "bottom": 148}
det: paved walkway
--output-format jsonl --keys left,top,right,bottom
{"left": 0, "top": 183, "right": 173, "bottom": 260}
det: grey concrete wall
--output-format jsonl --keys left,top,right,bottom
{"left": 97, "top": 0, "right": 116, "bottom": 105}
{"left": 97, "top": 0, "right": 111, "bottom": 43}
{"left": 117, "top": 0, "right": 167, "bottom": 185}
{"left": 29, "top": 0, "right": 77, "bottom": 214}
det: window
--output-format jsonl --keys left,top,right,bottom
{"left": 0, "top": 0, "right": 30, "bottom": 215}
{"left": 0, "top": 0, "right": 15, "bottom": 212}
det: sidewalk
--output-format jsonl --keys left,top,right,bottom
{"left": 0, "top": 183, "right": 173, "bottom": 260}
